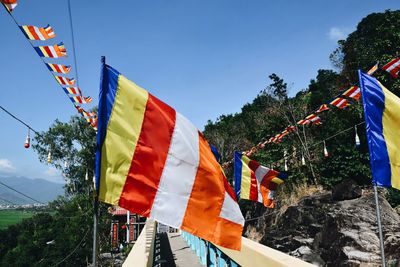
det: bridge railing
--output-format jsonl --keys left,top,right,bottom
{"left": 122, "top": 220, "right": 156, "bottom": 267}
{"left": 182, "top": 231, "right": 317, "bottom": 267}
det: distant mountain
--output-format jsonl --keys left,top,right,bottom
{"left": 0, "top": 176, "right": 64, "bottom": 205}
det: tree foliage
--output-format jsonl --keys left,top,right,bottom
{"left": 204, "top": 10, "right": 400, "bottom": 207}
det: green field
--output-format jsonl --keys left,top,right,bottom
{"left": 0, "top": 210, "right": 35, "bottom": 230}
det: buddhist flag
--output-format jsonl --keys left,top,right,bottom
{"left": 46, "top": 63, "right": 71, "bottom": 74}
{"left": 382, "top": 58, "right": 400, "bottom": 78}
{"left": 367, "top": 63, "right": 379, "bottom": 75}
{"left": 69, "top": 95, "right": 92, "bottom": 104}
{"left": 358, "top": 71, "right": 400, "bottom": 190}
{"left": 55, "top": 76, "right": 75, "bottom": 86}
{"left": 1, "top": 0, "right": 17, "bottom": 12}
{"left": 19, "top": 24, "right": 55, "bottom": 40}
{"left": 63, "top": 87, "right": 82, "bottom": 95}
{"left": 342, "top": 86, "right": 361, "bottom": 101}
{"left": 95, "top": 62, "right": 244, "bottom": 250}
{"left": 316, "top": 104, "right": 329, "bottom": 114}
{"left": 234, "top": 152, "right": 287, "bottom": 208}
{"left": 34, "top": 42, "right": 66, "bottom": 58}
{"left": 330, "top": 97, "right": 350, "bottom": 109}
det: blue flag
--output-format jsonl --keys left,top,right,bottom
{"left": 358, "top": 71, "right": 400, "bottom": 190}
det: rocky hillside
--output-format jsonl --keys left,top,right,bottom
{"left": 244, "top": 180, "right": 400, "bottom": 267}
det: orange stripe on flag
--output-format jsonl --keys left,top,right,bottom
{"left": 181, "top": 134, "right": 243, "bottom": 249}
{"left": 119, "top": 94, "right": 176, "bottom": 216}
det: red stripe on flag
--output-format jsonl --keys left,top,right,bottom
{"left": 249, "top": 171, "right": 258, "bottom": 201}
{"left": 43, "top": 46, "right": 53, "bottom": 57}
{"left": 27, "top": 26, "right": 40, "bottom": 40}
{"left": 119, "top": 94, "right": 176, "bottom": 216}
{"left": 54, "top": 64, "right": 62, "bottom": 73}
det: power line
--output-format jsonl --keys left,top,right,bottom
{"left": 0, "top": 196, "right": 18, "bottom": 205}
{"left": 269, "top": 121, "right": 366, "bottom": 166}
{"left": 67, "top": 0, "right": 80, "bottom": 87}
{"left": 4, "top": 7, "right": 83, "bottom": 114}
{"left": 54, "top": 228, "right": 90, "bottom": 267}
{"left": 0, "top": 181, "right": 45, "bottom": 204}
{"left": 0, "top": 105, "right": 40, "bottom": 135}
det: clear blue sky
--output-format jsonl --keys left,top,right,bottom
{"left": 0, "top": 1, "right": 399, "bottom": 183}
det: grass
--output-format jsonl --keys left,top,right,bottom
{"left": 0, "top": 210, "right": 35, "bottom": 230}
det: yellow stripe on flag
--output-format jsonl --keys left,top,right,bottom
{"left": 22, "top": 26, "right": 35, "bottom": 40}
{"left": 40, "top": 47, "right": 49, "bottom": 57}
{"left": 240, "top": 155, "right": 251, "bottom": 200}
{"left": 99, "top": 74, "right": 149, "bottom": 204}
{"left": 381, "top": 82, "right": 400, "bottom": 189}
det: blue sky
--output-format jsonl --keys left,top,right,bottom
{"left": 0, "top": 1, "right": 399, "bottom": 183}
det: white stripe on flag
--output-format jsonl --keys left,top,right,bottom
{"left": 33, "top": 27, "right": 45, "bottom": 40}
{"left": 48, "top": 46, "right": 57, "bottom": 57}
{"left": 350, "top": 88, "right": 360, "bottom": 98}
{"left": 338, "top": 99, "right": 346, "bottom": 107}
{"left": 255, "top": 165, "right": 270, "bottom": 203}
{"left": 150, "top": 112, "right": 200, "bottom": 228}
{"left": 387, "top": 60, "right": 400, "bottom": 72}
{"left": 220, "top": 192, "right": 245, "bottom": 225}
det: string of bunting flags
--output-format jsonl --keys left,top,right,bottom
{"left": 221, "top": 59, "right": 399, "bottom": 172}
{"left": 1, "top": 0, "right": 98, "bottom": 140}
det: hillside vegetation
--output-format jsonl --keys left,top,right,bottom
{"left": 203, "top": 10, "right": 400, "bottom": 208}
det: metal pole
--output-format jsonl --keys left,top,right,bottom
{"left": 92, "top": 196, "right": 99, "bottom": 267}
{"left": 373, "top": 185, "right": 386, "bottom": 267}
{"left": 126, "top": 210, "right": 130, "bottom": 243}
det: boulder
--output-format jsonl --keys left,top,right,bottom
{"left": 249, "top": 190, "right": 400, "bottom": 266}
{"left": 332, "top": 179, "right": 362, "bottom": 201}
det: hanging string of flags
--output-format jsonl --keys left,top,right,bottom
{"left": 238, "top": 60, "right": 398, "bottom": 158}
{"left": 1, "top": 1, "right": 98, "bottom": 137}
{"left": 220, "top": 58, "right": 399, "bottom": 177}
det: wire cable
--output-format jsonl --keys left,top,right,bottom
{"left": 0, "top": 181, "right": 45, "bottom": 204}
{"left": 0, "top": 196, "right": 18, "bottom": 205}
{"left": 53, "top": 228, "right": 90, "bottom": 267}
{"left": 0, "top": 105, "right": 40, "bottom": 135}
{"left": 4, "top": 6, "right": 85, "bottom": 115}
{"left": 269, "top": 121, "right": 365, "bottom": 166}
{"left": 67, "top": 0, "right": 80, "bottom": 87}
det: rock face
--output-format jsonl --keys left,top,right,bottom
{"left": 332, "top": 179, "right": 362, "bottom": 201}
{"left": 245, "top": 190, "right": 400, "bottom": 267}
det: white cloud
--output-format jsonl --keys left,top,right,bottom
{"left": 0, "top": 158, "right": 16, "bottom": 173}
{"left": 328, "top": 27, "right": 351, "bottom": 41}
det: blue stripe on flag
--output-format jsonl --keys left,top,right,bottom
{"left": 95, "top": 60, "right": 120, "bottom": 191}
{"left": 358, "top": 70, "right": 392, "bottom": 187}
{"left": 234, "top": 152, "right": 243, "bottom": 200}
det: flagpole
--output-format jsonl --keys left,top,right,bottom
{"left": 92, "top": 194, "right": 99, "bottom": 267}
{"left": 92, "top": 56, "right": 106, "bottom": 267}
{"left": 373, "top": 184, "right": 386, "bottom": 267}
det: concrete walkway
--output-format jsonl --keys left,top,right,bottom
{"left": 168, "top": 233, "right": 203, "bottom": 267}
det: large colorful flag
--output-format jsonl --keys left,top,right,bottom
{"left": 358, "top": 71, "right": 400, "bottom": 190}
{"left": 34, "top": 42, "right": 67, "bottom": 58}
{"left": 46, "top": 63, "right": 71, "bottom": 74}
{"left": 342, "top": 86, "right": 361, "bottom": 101}
{"left": 382, "top": 58, "right": 400, "bottom": 78}
{"left": 1, "top": 0, "right": 17, "bottom": 12}
{"left": 19, "top": 24, "right": 55, "bottom": 40}
{"left": 95, "top": 63, "right": 244, "bottom": 250}
{"left": 234, "top": 152, "right": 286, "bottom": 208}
